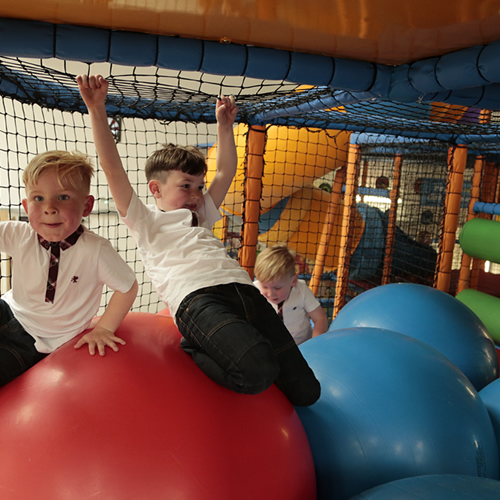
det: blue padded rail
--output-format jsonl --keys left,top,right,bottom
{"left": 1, "top": 18, "right": 500, "bottom": 109}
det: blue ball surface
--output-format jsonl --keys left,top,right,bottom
{"left": 480, "top": 378, "right": 500, "bottom": 465}
{"left": 329, "top": 283, "right": 498, "bottom": 390}
{"left": 297, "top": 327, "right": 499, "bottom": 500}
{"left": 349, "top": 474, "right": 500, "bottom": 500}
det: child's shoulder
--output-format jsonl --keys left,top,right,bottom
{"left": 79, "top": 227, "right": 115, "bottom": 247}
{"left": 0, "top": 220, "right": 35, "bottom": 239}
{"left": 75, "top": 229, "right": 128, "bottom": 268}
{"left": 293, "top": 279, "right": 314, "bottom": 298}
{"left": 295, "top": 278, "right": 308, "bottom": 289}
{"left": 0, "top": 221, "right": 38, "bottom": 255}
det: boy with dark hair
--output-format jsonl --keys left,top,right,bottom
{"left": 77, "top": 74, "right": 320, "bottom": 406}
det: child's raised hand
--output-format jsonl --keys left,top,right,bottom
{"left": 77, "top": 74, "right": 108, "bottom": 109}
{"left": 74, "top": 326, "right": 126, "bottom": 356}
{"left": 216, "top": 94, "right": 238, "bottom": 128}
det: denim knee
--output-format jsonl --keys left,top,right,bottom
{"left": 236, "top": 341, "right": 280, "bottom": 395}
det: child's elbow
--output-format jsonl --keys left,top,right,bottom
{"left": 129, "top": 279, "right": 139, "bottom": 297}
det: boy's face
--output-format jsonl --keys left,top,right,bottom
{"left": 258, "top": 274, "right": 298, "bottom": 305}
{"left": 149, "top": 170, "right": 205, "bottom": 213}
{"left": 22, "top": 168, "right": 94, "bottom": 242}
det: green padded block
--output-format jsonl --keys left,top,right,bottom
{"left": 459, "top": 218, "right": 500, "bottom": 264}
{"left": 457, "top": 288, "right": 500, "bottom": 345}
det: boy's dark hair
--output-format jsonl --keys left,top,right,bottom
{"left": 145, "top": 143, "right": 207, "bottom": 182}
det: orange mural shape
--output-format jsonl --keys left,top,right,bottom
{"left": 206, "top": 124, "right": 351, "bottom": 216}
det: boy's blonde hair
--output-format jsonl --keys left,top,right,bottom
{"left": 145, "top": 143, "right": 207, "bottom": 182}
{"left": 255, "top": 243, "right": 297, "bottom": 282}
{"left": 23, "top": 150, "right": 94, "bottom": 194}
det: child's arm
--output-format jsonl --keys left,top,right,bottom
{"left": 76, "top": 74, "right": 134, "bottom": 217}
{"left": 309, "top": 305, "right": 328, "bottom": 338}
{"left": 207, "top": 95, "right": 239, "bottom": 209}
{"left": 74, "top": 280, "right": 138, "bottom": 356}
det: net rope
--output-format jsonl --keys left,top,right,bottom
{"left": 0, "top": 56, "right": 497, "bottom": 320}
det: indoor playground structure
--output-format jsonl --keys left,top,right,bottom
{"left": 2, "top": 1, "right": 500, "bottom": 499}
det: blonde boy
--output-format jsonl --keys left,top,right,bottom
{"left": 77, "top": 74, "right": 320, "bottom": 407}
{"left": 0, "top": 150, "right": 138, "bottom": 386}
{"left": 255, "top": 243, "right": 328, "bottom": 345}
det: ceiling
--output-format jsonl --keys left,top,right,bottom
{"left": 1, "top": 0, "right": 500, "bottom": 65}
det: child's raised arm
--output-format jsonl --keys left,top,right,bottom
{"left": 77, "top": 74, "right": 134, "bottom": 217}
{"left": 207, "top": 95, "right": 239, "bottom": 209}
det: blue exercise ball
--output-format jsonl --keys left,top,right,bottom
{"left": 296, "top": 327, "right": 499, "bottom": 500}
{"left": 348, "top": 475, "right": 500, "bottom": 500}
{"left": 480, "top": 378, "right": 500, "bottom": 465}
{"left": 329, "top": 283, "right": 498, "bottom": 390}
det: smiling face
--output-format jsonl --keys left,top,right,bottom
{"left": 258, "top": 274, "right": 298, "bottom": 305}
{"left": 22, "top": 168, "right": 94, "bottom": 242}
{"left": 149, "top": 170, "right": 205, "bottom": 213}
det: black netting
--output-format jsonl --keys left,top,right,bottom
{"left": 0, "top": 56, "right": 497, "bottom": 321}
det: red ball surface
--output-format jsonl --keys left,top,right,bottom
{"left": 0, "top": 312, "right": 315, "bottom": 499}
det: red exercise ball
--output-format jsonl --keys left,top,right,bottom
{"left": 0, "top": 312, "right": 315, "bottom": 500}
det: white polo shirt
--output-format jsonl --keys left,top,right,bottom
{"left": 255, "top": 279, "right": 320, "bottom": 345}
{"left": 0, "top": 221, "right": 136, "bottom": 353}
{"left": 122, "top": 190, "right": 253, "bottom": 320}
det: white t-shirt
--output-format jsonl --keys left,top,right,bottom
{"left": 0, "top": 221, "right": 136, "bottom": 353}
{"left": 121, "top": 191, "right": 253, "bottom": 320}
{"left": 255, "top": 279, "right": 321, "bottom": 345}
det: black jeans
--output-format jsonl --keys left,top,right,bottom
{"left": 0, "top": 299, "right": 47, "bottom": 387}
{"left": 176, "top": 283, "right": 320, "bottom": 406}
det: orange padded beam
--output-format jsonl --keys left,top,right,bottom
{"left": 435, "top": 145, "right": 467, "bottom": 293}
{"left": 333, "top": 144, "right": 361, "bottom": 318}
{"left": 239, "top": 125, "right": 266, "bottom": 279}
{"left": 457, "top": 155, "right": 484, "bottom": 294}
{"left": 381, "top": 154, "right": 402, "bottom": 285}
{"left": 310, "top": 165, "right": 346, "bottom": 295}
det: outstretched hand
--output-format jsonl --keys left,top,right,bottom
{"left": 77, "top": 74, "right": 109, "bottom": 108}
{"left": 74, "top": 326, "right": 126, "bottom": 356}
{"left": 216, "top": 95, "right": 238, "bottom": 128}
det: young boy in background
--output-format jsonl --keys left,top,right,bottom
{"left": 77, "top": 74, "right": 320, "bottom": 406}
{"left": 0, "top": 150, "right": 138, "bottom": 386}
{"left": 255, "top": 243, "right": 328, "bottom": 345}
